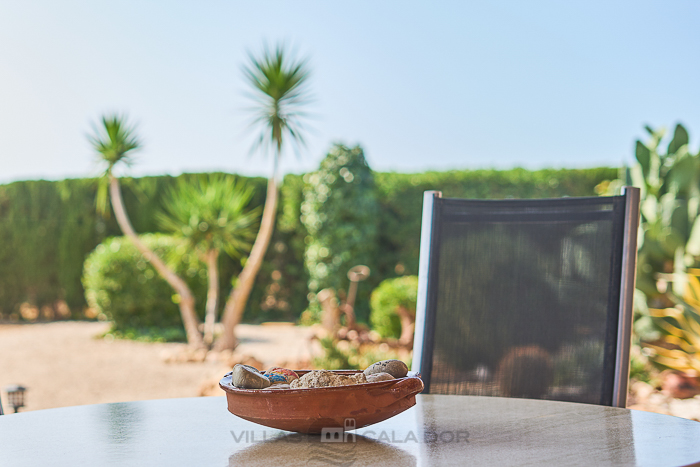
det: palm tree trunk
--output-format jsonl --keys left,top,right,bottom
{"left": 396, "top": 305, "right": 415, "bottom": 347}
{"left": 214, "top": 177, "right": 278, "bottom": 351}
{"left": 109, "top": 175, "right": 204, "bottom": 348}
{"left": 203, "top": 249, "right": 220, "bottom": 346}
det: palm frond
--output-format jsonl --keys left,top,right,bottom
{"left": 157, "top": 174, "right": 261, "bottom": 259}
{"left": 88, "top": 114, "right": 142, "bottom": 173}
{"left": 242, "top": 43, "right": 311, "bottom": 172}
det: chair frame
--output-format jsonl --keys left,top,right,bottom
{"left": 411, "top": 187, "right": 640, "bottom": 407}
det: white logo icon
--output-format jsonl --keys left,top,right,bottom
{"left": 321, "top": 418, "right": 356, "bottom": 442}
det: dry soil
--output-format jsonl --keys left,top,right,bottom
{"left": 0, "top": 321, "right": 317, "bottom": 412}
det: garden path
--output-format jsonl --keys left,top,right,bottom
{"left": 0, "top": 321, "right": 317, "bottom": 412}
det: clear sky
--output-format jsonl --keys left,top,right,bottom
{"left": 1, "top": 0, "right": 699, "bottom": 183}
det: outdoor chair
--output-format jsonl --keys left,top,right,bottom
{"left": 411, "top": 188, "right": 640, "bottom": 407}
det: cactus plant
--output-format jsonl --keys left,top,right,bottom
{"left": 628, "top": 124, "right": 700, "bottom": 301}
{"left": 598, "top": 123, "right": 700, "bottom": 376}
{"left": 496, "top": 345, "right": 553, "bottom": 399}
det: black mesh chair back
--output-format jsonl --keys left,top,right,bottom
{"left": 412, "top": 188, "right": 640, "bottom": 407}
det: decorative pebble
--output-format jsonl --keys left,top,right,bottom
{"left": 351, "top": 373, "right": 367, "bottom": 384}
{"left": 232, "top": 364, "right": 271, "bottom": 389}
{"left": 264, "top": 367, "right": 299, "bottom": 384}
{"left": 290, "top": 370, "right": 365, "bottom": 389}
{"left": 366, "top": 372, "right": 395, "bottom": 383}
{"left": 364, "top": 360, "right": 408, "bottom": 378}
{"left": 266, "top": 373, "right": 288, "bottom": 384}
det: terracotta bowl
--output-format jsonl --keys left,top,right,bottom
{"left": 219, "top": 370, "right": 424, "bottom": 434}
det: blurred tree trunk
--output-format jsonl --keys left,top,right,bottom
{"left": 203, "top": 249, "right": 220, "bottom": 346}
{"left": 109, "top": 175, "right": 204, "bottom": 348}
{"left": 215, "top": 178, "right": 278, "bottom": 350}
{"left": 396, "top": 305, "right": 415, "bottom": 347}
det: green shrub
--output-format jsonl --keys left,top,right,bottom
{"left": 101, "top": 326, "right": 188, "bottom": 343}
{"left": 312, "top": 337, "right": 358, "bottom": 370}
{"left": 370, "top": 276, "right": 418, "bottom": 339}
{"left": 302, "top": 144, "right": 380, "bottom": 322}
{"left": 83, "top": 234, "right": 207, "bottom": 331}
{"left": 312, "top": 336, "right": 411, "bottom": 370}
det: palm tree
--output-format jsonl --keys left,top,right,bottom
{"left": 215, "top": 45, "right": 311, "bottom": 350}
{"left": 158, "top": 175, "right": 260, "bottom": 345}
{"left": 89, "top": 114, "right": 204, "bottom": 348}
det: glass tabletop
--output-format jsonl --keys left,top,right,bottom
{"left": 1, "top": 394, "right": 699, "bottom": 466}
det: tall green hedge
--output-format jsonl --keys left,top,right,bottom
{"left": 373, "top": 167, "right": 618, "bottom": 280}
{"left": 0, "top": 179, "right": 100, "bottom": 313}
{"left": 0, "top": 166, "right": 617, "bottom": 323}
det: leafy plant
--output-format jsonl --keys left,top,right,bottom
{"left": 645, "top": 269, "right": 700, "bottom": 375}
{"left": 102, "top": 326, "right": 187, "bottom": 343}
{"left": 302, "top": 144, "right": 380, "bottom": 323}
{"left": 370, "top": 275, "right": 418, "bottom": 344}
{"left": 158, "top": 175, "right": 259, "bottom": 258}
{"left": 629, "top": 345, "right": 657, "bottom": 384}
{"left": 313, "top": 337, "right": 358, "bottom": 370}
{"left": 158, "top": 175, "right": 259, "bottom": 344}
{"left": 312, "top": 336, "right": 410, "bottom": 371}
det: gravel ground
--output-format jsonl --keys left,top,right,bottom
{"left": 3, "top": 321, "right": 699, "bottom": 422}
{"left": 0, "top": 321, "right": 317, "bottom": 412}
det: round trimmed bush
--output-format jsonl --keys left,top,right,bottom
{"left": 370, "top": 275, "right": 418, "bottom": 339}
{"left": 83, "top": 234, "right": 207, "bottom": 331}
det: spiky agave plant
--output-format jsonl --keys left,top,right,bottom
{"left": 645, "top": 269, "right": 700, "bottom": 375}
{"left": 157, "top": 175, "right": 260, "bottom": 344}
